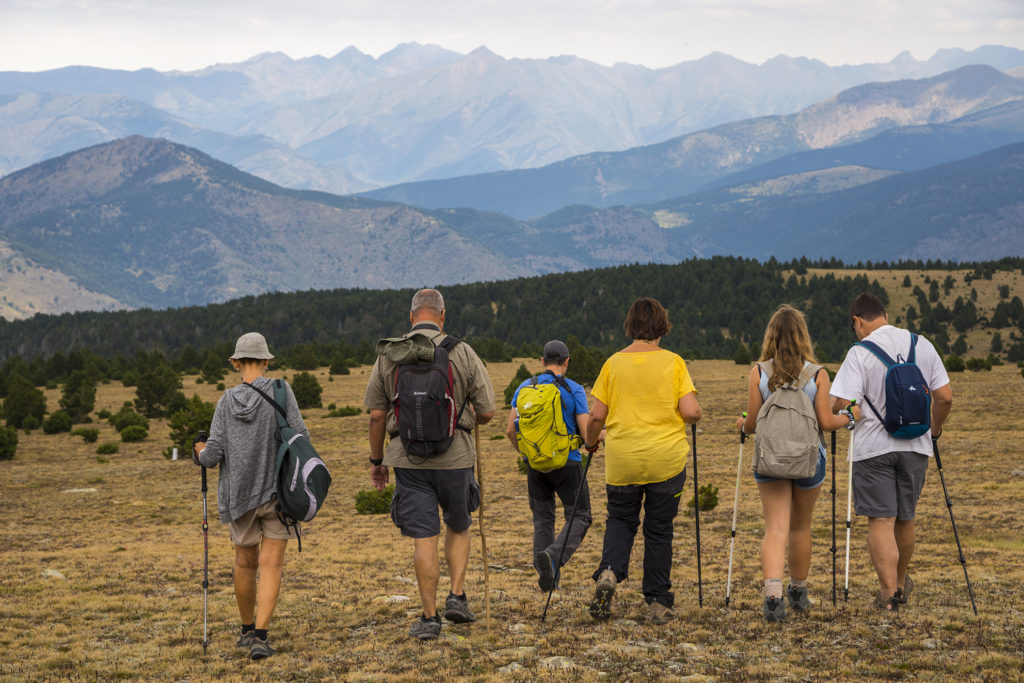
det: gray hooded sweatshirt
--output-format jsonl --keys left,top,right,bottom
{"left": 198, "top": 376, "right": 309, "bottom": 524}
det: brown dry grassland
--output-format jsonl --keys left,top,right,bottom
{"left": 2, "top": 356, "right": 1023, "bottom": 681}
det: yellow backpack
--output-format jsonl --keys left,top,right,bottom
{"left": 515, "top": 375, "right": 579, "bottom": 472}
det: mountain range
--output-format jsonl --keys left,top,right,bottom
{"left": 2, "top": 44, "right": 1023, "bottom": 192}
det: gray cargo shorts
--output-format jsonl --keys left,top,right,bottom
{"left": 852, "top": 451, "right": 929, "bottom": 520}
{"left": 391, "top": 467, "right": 480, "bottom": 538}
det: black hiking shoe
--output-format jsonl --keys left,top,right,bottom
{"left": 249, "top": 636, "right": 276, "bottom": 660}
{"left": 409, "top": 614, "right": 442, "bottom": 640}
{"left": 236, "top": 631, "right": 255, "bottom": 649}
{"left": 896, "top": 575, "right": 913, "bottom": 605}
{"left": 443, "top": 592, "right": 477, "bottom": 623}
{"left": 764, "top": 596, "right": 787, "bottom": 622}
{"left": 588, "top": 569, "right": 616, "bottom": 621}
{"left": 536, "top": 549, "right": 558, "bottom": 592}
{"left": 787, "top": 585, "right": 812, "bottom": 614}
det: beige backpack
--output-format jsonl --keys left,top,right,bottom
{"left": 753, "top": 361, "right": 823, "bottom": 479}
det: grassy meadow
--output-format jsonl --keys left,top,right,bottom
{"left": 1, "top": 356, "right": 1023, "bottom": 681}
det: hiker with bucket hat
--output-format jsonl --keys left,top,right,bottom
{"left": 194, "top": 332, "right": 309, "bottom": 659}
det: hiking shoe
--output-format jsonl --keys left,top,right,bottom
{"left": 787, "top": 585, "right": 812, "bottom": 614}
{"left": 249, "top": 636, "right": 276, "bottom": 660}
{"left": 648, "top": 601, "right": 675, "bottom": 625}
{"left": 236, "top": 631, "right": 255, "bottom": 649}
{"left": 536, "top": 549, "right": 558, "bottom": 592}
{"left": 896, "top": 575, "right": 913, "bottom": 605}
{"left": 409, "top": 614, "right": 442, "bottom": 640}
{"left": 873, "top": 593, "right": 899, "bottom": 612}
{"left": 443, "top": 592, "right": 477, "bottom": 623}
{"left": 764, "top": 596, "right": 787, "bottom": 622}
{"left": 588, "top": 569, "right": 617, "bottom": 621}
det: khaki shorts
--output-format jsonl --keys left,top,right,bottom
{"left": 229, "top": 498, "right": 297, "bottom": 547}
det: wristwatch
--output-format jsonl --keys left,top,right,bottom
{"left": 840, "top": 408, "right": 856, "bottom": 431}
{"left": 369, "top": 456, "right": 383, "bottom": 466}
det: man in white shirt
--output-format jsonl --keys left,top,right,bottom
{"left": 831, "top": 293, "right": 953, "bottom": 611}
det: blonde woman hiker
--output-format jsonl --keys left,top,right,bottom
{"left": 738, "top": 306, "right": 854, "bottom": 622}
{"left": 194, "top": 332, "right": 308, "bottom": 659}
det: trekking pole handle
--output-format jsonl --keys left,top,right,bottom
{"left": 739, "top": 412, "right": 747, "bottom": 443}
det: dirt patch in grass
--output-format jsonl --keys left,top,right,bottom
{"left": 1, "top": 360, "right": 1022, "bottom": 680}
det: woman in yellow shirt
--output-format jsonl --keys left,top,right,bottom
{"left": 584, "top": 297, "right": 702, "bottom": 625}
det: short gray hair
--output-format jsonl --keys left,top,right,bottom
{"left": 411, "top": 288, "right": 445, "bottom": 315}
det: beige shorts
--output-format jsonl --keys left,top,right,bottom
{"left": 229, "top": 499, "right": 297, "bottom": 547}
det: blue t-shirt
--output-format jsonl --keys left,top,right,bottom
{"left": 512, "top": 371, "right": 589, "bottom": 462}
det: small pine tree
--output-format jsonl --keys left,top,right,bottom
{"left": 291, "top": 372, "right": 323, "bottom": 409}
{"left": 0, "top": 425, "right": 18, "bottom": 460}
{"left": 504, "top": 363, "right": 533, "bottom": 406}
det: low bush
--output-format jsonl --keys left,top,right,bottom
{"left": 965, "top": 357, "right": 992, "bottom": 372}
{"left": 42, "top": 411, "right": 73, "bottom": 434}
{"left": 70, "top": 428, "right": 100, "bottom": 443}
{"left": 0, "top": 426, "right": 17, "bottom": 460}
{"left": 326, "top": 405, "right": 362, "bottom": 418}
{"left": 944, "top": 354, "right": 966, "bottom": 372}
{"left": 120, "top": 425, "right": 148, "bottom": 442}
{"left": 354, "top": 485, "right": 394, "bottom": 514}
{"left": 96, "top": 442, "right": 119, "bottom": 455}
{"left": 21, "top": 416, "right": 40, "bottom": 432}
{"left": 687, "top": 483, "right": 720, "bottom": 512}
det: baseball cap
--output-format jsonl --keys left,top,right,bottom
{"left": 542, "top": 340, "right": 570, "bottom": 361}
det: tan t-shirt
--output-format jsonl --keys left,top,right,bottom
{"left": 363, "top": 323, "right": 495, "bottom": 469}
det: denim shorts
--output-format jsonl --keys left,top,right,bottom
{"left": 753, "top": 449, "right": 827, "bottom": 490}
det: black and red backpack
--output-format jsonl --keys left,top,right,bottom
{"left": 391, "top": 334, "right": 469, "bottom": 459}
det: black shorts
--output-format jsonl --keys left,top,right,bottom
{"left": 391, "top": 467, "right": 480, "bottom": 538}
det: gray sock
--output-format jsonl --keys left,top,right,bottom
{"left": 764, "top": 578, "right": 783, "bottom": 599}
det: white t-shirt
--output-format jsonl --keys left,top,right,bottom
{"left": 831, "top": 325, "right": 949, "bottom": 462}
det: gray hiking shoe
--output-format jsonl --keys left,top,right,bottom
{"left": 787, "top": 584, "right": 812, "bottom": 614}
{"left": 409, "top": 614, "right": 442, "bottom": 640}
{"left": 588, "top": 568, "right": 616, "bottom": 621}
{"left": 443, "top": 592, "right": 477, "bottom": 623}
{"left": 896, "top": 575, "right": 913, "bottom": 605}
{"left": 236, "top": 631, "right": 255, "bottom": 649}
{"left": 873, "top": 593, "right": 899, "bottom": 612}
{"left": 648, "top": 601, "right": 675, "bottom": 625}
{"left": 764, "top": 596, "right": 787, "bottom": 622}
{"left": 536, "top": 549, "right": 558, "bottom": 592}
{"left": 249, "top": 636, "right": 276, "bottom": 660}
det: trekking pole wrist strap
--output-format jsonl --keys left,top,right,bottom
{"left": 585, "top": 442, "right": 599, "bottom": 453}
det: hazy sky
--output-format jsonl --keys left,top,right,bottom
{"left": 1, "top": 0, "right": 1022, "bottom": 72}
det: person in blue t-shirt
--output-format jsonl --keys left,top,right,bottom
{"left": 505, "top": 340, "right": 592, "bottom": 592}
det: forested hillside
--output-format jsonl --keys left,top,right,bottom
{"left": 2, "top": 258, "right": 1022, "bottom": 390}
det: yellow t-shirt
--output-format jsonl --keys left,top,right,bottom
{"left": 591, "top": 349, "right": 697, "bottom": 486}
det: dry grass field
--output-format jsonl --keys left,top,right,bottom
{"left": 1, "top": 357, "right": 1023, "bottom": 681}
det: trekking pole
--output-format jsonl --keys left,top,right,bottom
{"left": 725, "top": 416, "right": 746, "bottom": 608}
{"left": 194, "top": 431, "right": 209, "bottom": 655}
{"left": 474, "top": 426, "right": 492, "bottom": 632}
{"left": 844, "top": 426, "right": 854, "bottom": 603}
{"left": 692, "top": 423, "right": 703, "bottom": 608}
{"left": 831, "top": 430, "right": 837, "bottom": 607}
{"left": 933, "top": 439, "right": 978, "bottom": 616}
{"left": 541, "top": 449, "right": 594, "bottom": 622}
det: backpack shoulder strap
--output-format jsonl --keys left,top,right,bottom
{"left": 437, "top": 335, "right": 462, "bottom": 353}
{"left": 907, "top": 333, "right": 919, "bottom": 363}
{"left": 757, "top": 359, "right": 773, "bottom": 379}
{"left": 796, "top": 363, "right": 822, "bottom": 389}
{"left": 245, "top": 380, "right": 288, "bottom": 428}
{"left": 855, "top": 340, "right": 896, "bottom": 368}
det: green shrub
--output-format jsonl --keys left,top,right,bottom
{"left": 326, "top": 405, "right": 362, "bottom": 418}
{"left": 687, "top": 483, "right": 720, "bottom": 512}
{"left": 70, "top": 428, "right": 100, "bottom": 443}
{"left": 0, "top": 426, "right": 17, "bottom": 460}
{"left": 504, "top": 363, "right": 532, "bottom": 406}
{"left": 96, "top": 409, "right": 111, "bottom": 420}
{"left": 120, "top": 425, "right": 149, "bottom": 442}
{"left": 944, "top": 354, "right": 966, "bottom": 372}
{"left": 21, "top": 416, "right": 40, "bottom": 432}
{"left": 733, "top": 342, "right": 751, "bottom": 365}
{"left": 96, "top": 442, "right": 119, "bottom": 455}
{"left": 489, "top": 434, "right": 505, "bottom": 440}
{"left": 354, "top": 485, "right": 394, "bottom": 514}
{"left": 164, "top": 394, "right": 215, "bottom": 459}
{"left": 42, "top": 411, "right": 73, "bottom": 434}
{"left": 109, "top": 403, "right": 149, "bottom": 432}
{"left": 965, "top": 357, "right": 992, "bottom": 372}
{"left": 292, "top": 372, "right": 323, "bottom": 409}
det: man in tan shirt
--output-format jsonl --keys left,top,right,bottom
{"left": 364, "top": 288, "right": 495, "bottom": 640}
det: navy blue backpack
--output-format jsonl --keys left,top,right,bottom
{"left": 855, "top": 333, "right": 932, "bottom": 439}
